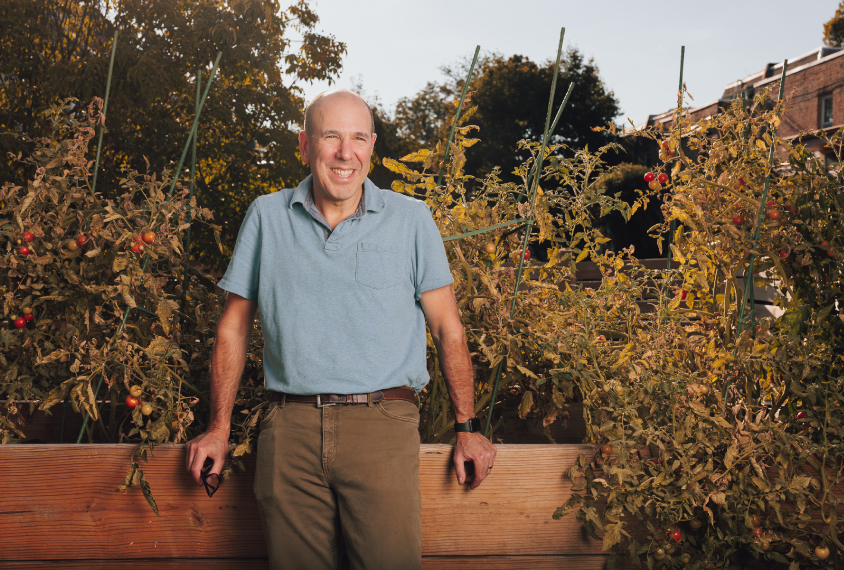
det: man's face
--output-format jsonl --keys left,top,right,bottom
{"left": 299, "top": 94, "right": 375, "bottom": 207}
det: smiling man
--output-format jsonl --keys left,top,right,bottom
{"left": 185, "top": 89, "right": 496, "bottom": 570}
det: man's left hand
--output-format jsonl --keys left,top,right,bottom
{"left": 453, "top": 432, "right": 497, "bottom": 489}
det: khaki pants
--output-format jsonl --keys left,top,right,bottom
{"left": 254, "top": 398, "right": 422, "bottom": 570}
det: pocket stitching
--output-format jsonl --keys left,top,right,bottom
{"left": 376, "top": 401, "right": 420, "bottom": 426}
{"left": 259, "top": 402, "right": 280, "bottom": 428}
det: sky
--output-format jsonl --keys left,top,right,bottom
{"left": 299, "top": 0, "right": 841, "bottom": 128}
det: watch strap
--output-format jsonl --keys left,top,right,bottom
{"left": 454, "top": 417, "right": 482, "bottom": 433}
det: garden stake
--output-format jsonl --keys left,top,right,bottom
{"left": 181, "top": 67, "right": 201, "bottom": 308}
{"left": 485, "top": 27, "right": 566, "bottom": 437}
{"left": 666, "top": 46, "right": 685, "bottom": 272}
{"left": 724, "top": 59, "right": 789, "bottom": 401}
{"left": 76, "top": 53, "right": 223, "bottom": 444}
{"left": 61, "top": 30, "right": 119, "bottom": 443}
{"left": 435, "top": 45, "right": 480, "bottom": 191}
{"left": 89, "top": 30, "right": 118, "bottom": 199}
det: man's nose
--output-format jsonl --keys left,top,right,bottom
{"left": 337, "top": 138, "right": 354, "bottom": 161}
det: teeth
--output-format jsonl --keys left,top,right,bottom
{"left": 332, "top": 169, "right": 353, "bottom": 177}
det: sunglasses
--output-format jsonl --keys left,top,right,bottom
{"left": 200, "top": 458, "right": 221, "bottom": 498}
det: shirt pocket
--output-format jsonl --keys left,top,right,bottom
{"left": 355, "top": 242, "right": 403, "bottom": 289}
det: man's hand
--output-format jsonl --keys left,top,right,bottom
{"left": 453, "top": 432, "right": 497, "bottom": 489}
{"left": 185, "top": 428, "right": 229, "bottom": 485}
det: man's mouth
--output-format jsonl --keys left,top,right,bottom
{"left": 331, "top": 168, "right": 354, "bottom": 178}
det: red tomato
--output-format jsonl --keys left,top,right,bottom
{"left": 76, "top": 235, "right": 88, "bottom": 247}
{"left": 752, "top": 527, "right": 763, "bottom": 538}
{"left": 676, "top": 290, "right": 687, "bottom": 300}
{"left": 18, "top": 246, "right": 30, "bottom": 255}
{"left": 523, "top": 251, "right": 530, "bottom": 261}
{"left": 779, "top": 250, "right": 789, "bottom": 258}
{"left": 131, "top": 242, "right": 145, "bottom": 253}
{"left": 658, "top": 173, "right": 669, "bottom": 184}
{"left": 644, "top": 172, "right": 655, "bottom": 182}
{"left": 669, "top": 529, "right": 683, "bottom": 543}
{"left": 732, "top": 215, "right": 744, "bottom": 225}
{"left": 14, "top": 317, "right": 26, "bottom": 329}
{"left": 766, "top": 200, "right": 776, "bottom": 208}
{"left": 797, "top": 411, "right": 806, "bottom": 419}
{"left": 125, "top": 396, "right": 139, "bottom": 408}
{"left": 141, "top": 231, "right": 156, "bottom": 244}
{"left": 22, "top": 232, "right": 33, "bottom": 242}
{"left": 600, "top": 445, "right": 612, "bottom": 456}
{"left": 24, "top": 314, "right": 34, "bottom": 322}
{"left": 738, "top": 177, "right": 746, "bottom": 186}
{"left": 785, "top": 204, "right": 798, "bottom": 214}
{"left": 766, "top": 209, "right": 780, "bottom": 220}
{"left": 662, "top": 141, "right": 670, "bottom": 150}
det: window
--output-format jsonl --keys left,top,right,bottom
{"left": 821, "top": 94, "right": 833, "bottom": 128}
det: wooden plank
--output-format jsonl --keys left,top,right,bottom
{"left": 421, "top": 555, "right": 611, "bottom": 569}
{"left": 0, "top": 444, "right": 599, "bottom": 561}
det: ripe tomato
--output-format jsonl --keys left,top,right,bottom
{"left": 676, "top": 290, "right": 687, "bottom": 300}
{"left": 600, "top": 444, "right": 612, "bottom": 456}
{"left": 751, "top": 514, "right": 761, "bottom": 527}
{"left": 785, "top": 204, "right": 797, "bottom": 214}
{"left": 24, "top": 314, "right": 34, "bottom": 322}
{"left": 657, "top": 173, "right": 669, "bottom": 184}
{"left": 669, "top": 529, "right": 683, "bottom": 543}
{"left": 66, "top": 240, "right": 78, "bottom": 251}
{"left": 766, "top": 200, "right": 776, "bottom": 208}
{"left": 76, "top": 235, "right": 88, "bottom": 247}
{"left": 815, "top": 546, "right": 830, "bottom": 560}
{"left": 644, "top": 172, "right": 655, "bottom": 182}
{"left": 142, "top": 231, "right": 156, "bottom": 244}
{"left": 14, "top": 317, "right": 26, "bottom": 329}
{"left": 140, "top": 403, "right": 153, "bottom": 416}
{"left": 19, "top": 246, "right": 30, "bottom": 255}
{"left": 131, "top": 242, "right": 145, "bottom": 253}
{"left": 796, "top": 411, "right": 806, "bottom": 420}
{"left": 732, "top": 215, "right": 743, "bottom": 225}
{"left": 125, "top": 396, "right": 139, "bottom": 408}
{"left": 779, "top": 250, "right": 789, "bottom": 258}
{"left": 483, "top": 242, "right": 496, "bottom": 255}
{"left": 596, "top": 335, "right": 605, "bottom": 342}
{"left": 662, "top": 140, "right": 670, "bottom": 150}
{"left": 22, "top": 231, "right": 33, "bottom": 242}
{"left": 523, "top": 250, "right": 530, "bottom": 261}
{"left": 129, "top": 385, "right": 143, "bottom": 398}
{"left": 22, "top": 307, "right": 32, "bottom": 315}
{"left": 752, "top": 527, "right": 763, "bottom": 538}
{"left": 766, "top": 209, "right": 780, "bottom": 220}
{"left": 649, "top": 180, "right": 662, "bottom": 191}
{"left": 738, "top": 176, "right": 747, "bottom": 186}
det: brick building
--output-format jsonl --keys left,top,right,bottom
{"left": 626, "top": 46, "right": 844, "bottom": 166}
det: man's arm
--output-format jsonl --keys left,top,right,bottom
{"left": 185, "top": 292, "right": 258, "bottom": 484}
{"left": 420, "top": 284, "right": 496, "bottom": 489}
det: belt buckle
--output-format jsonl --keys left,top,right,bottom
{"left": 315, "top": 395, "right": 338, "bottom": 408}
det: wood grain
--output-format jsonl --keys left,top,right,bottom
{"left": 0, "top": 444, "right": 600, "bottom": 561}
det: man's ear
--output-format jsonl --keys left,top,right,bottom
{"left": 298, "top": 131, "right": 310, "bottom": 165}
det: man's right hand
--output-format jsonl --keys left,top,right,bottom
{"left": 185, "top": 428, "right": 229, "bottom": 485}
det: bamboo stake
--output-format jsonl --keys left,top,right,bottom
{"left": 666, "top": 46, "right": 685, "bottom": 272}
{"left": 76, "top": 53, "right": 223, "bottom": 443}
{"left": 484, "top": 27, "right": 567, "bottom": 437}
{"left": 436, "top": 46, "right": 481, "bottom": 190}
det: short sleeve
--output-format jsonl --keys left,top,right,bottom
{"left": 217, "top": 199, "right": 262, "bottom": 300}
{"left": 413, "top": 201, "right": 454, "bottom": 300}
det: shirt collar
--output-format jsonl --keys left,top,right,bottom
{"left": 289, "top": 174, "right": 386, "bottom": 213}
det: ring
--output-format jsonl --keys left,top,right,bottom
{"left": 488, "top": 465, "right": 493, "bottom": 470}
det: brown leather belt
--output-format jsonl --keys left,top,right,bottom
{"left": 268, "top": 386, "right": 416, "bottom": 407}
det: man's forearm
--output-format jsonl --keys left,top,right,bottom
{"left": 434, "top": 332, "right": 476, "bottom": 423}
{"left": 207, "top": 324, "right": 251, "bottom": 435}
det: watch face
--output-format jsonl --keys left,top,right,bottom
{"left": 469, "top": 418, "right": 481, "bottom": 432}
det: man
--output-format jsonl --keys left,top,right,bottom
{"left": 185, "top": 89, "right": 496, "bottom": 569}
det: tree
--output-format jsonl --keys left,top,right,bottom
{"left": 0, "top": 0, "right": 345, "bottom": 270}
{"left": 372, "top": 50, "right": 621, "bottom": 190}
{"left": 824, "top": 1, "right": 844, "bottom": 47}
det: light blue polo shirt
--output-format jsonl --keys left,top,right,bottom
{"left": 217, "top": 175, "right": 454, "bottom": 395}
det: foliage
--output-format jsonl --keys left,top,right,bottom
{"left": 823, "top": 1, "right": 844, "bottom": 47}
{"left": 556, "top": 90, "right": 844, "bottom": 568}
{"left": 0, "top": 0, "right": 345, "bottom": 271}
{"left": 373, "top": 49, "right": 621, "bottom": 191}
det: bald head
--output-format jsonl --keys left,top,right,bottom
{"left": 303, "top": 89, "right": 375, "bottom": 140}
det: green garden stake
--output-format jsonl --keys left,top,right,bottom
{"left": 76, "top": 53, "right": 223, "bottom": 444}
{"left": 666, "top": 46, "right": 685, "bottom": 272}
{"left": 181, "top": 67, "right": 201, "bottom": 308}
{"left": 436, "top": 46, "right": 480, "bottom": 191}
{"left": 90, "top": 30, "right": 118, "bottom": 199}
{"left": 724, "top": 59, "right": 789, "bottom": 401}
{"left": 485, "top": 27, "right": 567, "bottom": 438}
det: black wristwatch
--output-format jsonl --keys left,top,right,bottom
{"left": 454, "top": 417, "right": 482, "bottom": 433}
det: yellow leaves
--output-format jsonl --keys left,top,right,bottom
{"left": 400, "top": 149, "right": 430, "bottom": 162}
{"left": 518, "top": 391, "right": 534, "bottom": 419}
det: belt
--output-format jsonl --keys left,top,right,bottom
{"left": 268, "top": 386, "right": 416, "bottom": 407}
